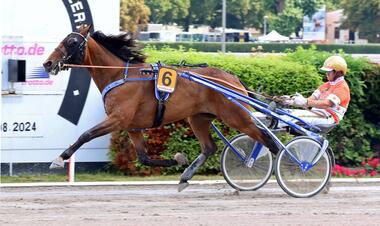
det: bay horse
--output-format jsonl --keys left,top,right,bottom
{"left": 43, "top": 25, "right": 277, "bottom": 190}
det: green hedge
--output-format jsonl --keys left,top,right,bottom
{"left": 142, "top": 42, "right": 380, "bottom": 54}
{"left": 145, "top": 47, "right": 322, "bottom": 95}
{"left": 109, "top": 46, "right": 380, "bottom": 174}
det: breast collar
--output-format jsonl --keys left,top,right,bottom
{"left": 101, "top": 62, "right": 155, "bottom": 102}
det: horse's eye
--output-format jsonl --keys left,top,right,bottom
{"left": 67, "top": 38, "right": 78, "bottom": 47}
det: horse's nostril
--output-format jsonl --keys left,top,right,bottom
{"left": 43, "top": 60, "right": 52, "bottom": 68}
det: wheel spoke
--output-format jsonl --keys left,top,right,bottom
{"left": 222, "top": 134, "right": 273, "bottom": 191}
{"left": 275, "top": 137, "right": 331, "bottom": 198}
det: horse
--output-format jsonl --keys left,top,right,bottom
{"left": 43, "top": 25, "right": 278, "bottom": 190}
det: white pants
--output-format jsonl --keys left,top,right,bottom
{"left": 254, "top": 109, "right": 335, "bottom": 128}
{"left": 278, "top": 109, "right": 335, "bottom": 127}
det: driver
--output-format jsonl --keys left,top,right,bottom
{"left": 284, "top": 55, "right": 350, "bottom": 127}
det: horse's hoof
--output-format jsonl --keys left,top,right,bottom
{"left": 323, "top": 182, "right": 331, "bottom": 194}
{"left": 174, "top": 153, "right": 189, "bottom": 166}
{"left": 49, "top": 157, "right": 64, "bottom": 169}
{"left": 178, "top": 181, "right": 189, "bottom": 192}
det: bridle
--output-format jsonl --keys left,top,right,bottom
{"left": 54, "top": 32, "right": 88, "bottom": 71}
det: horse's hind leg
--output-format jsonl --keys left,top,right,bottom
{"left": 178, "top": 113, "right": 217, "bottom": 191}
{"left": 50, "top": 117, "right": 120, "bottom": 169}
{"left": 128, "top": 131, "right": 188, "bottom": 167}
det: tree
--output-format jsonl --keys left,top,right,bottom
{"left": 120, "top": 0, "right": 151, "bottom": 33}
{"left": 341, "top": 0, "right": 380, "bottom": 43}
{"left": 140, "top": 0, "right": 325, "bottom": 36}
{"left": 184, "top": 0, "right": 266, "bottom": 30}
{"left": 145, "top": 0, "right": 190, "bottom": 25}
{"left": 324, "top": 0, "right": 342, "bottom": 11}
{"left": 227, "top": 0, "right": 265, "bottom": 29}
{"left": 292, "top": 0, "right": 324, "bottom": 17}
{"left": 181, "top": 0, "right": 219, "bottom": 31}
{"left": 267, "top": 0, "right": 323, "bottom": 37}
{"left": 151, "top": 0, "right": 267, "bottom": 31}
{"left": 263, "top": 0, "right": 286, "bottom": 14}
{"left": 269, "top": 6, "right": 303, "bottom": 36}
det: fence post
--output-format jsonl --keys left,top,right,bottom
{"left": 68, "top": 154, "right": 75, "bottom": 183}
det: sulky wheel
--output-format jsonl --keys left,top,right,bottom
{"left": 274, "top": 137, "right": 332, "bottom": 198}
{"left": 221, "top": 134, "right": 274, "bottom": 191}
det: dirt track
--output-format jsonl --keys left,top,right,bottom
{"left": 1, "top": 182, "right": 380, "bottom": 226}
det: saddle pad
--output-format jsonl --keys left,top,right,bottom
{"left": 157, "top": 67, "right": 178, "bottom": 93}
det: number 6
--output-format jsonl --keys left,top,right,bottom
{"left": 162, "top": 72, "right": 172, "bottom": 86}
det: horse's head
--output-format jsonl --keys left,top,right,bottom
{"left": 43, "top": 24, "right": 92, "bottom": 75}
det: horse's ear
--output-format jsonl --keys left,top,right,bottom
{"left": 79, "top": 24, "right": 92, "bottom": 36}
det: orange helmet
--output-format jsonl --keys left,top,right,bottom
{"left": 320, "top": 55, "right": 348, "bottom": 75}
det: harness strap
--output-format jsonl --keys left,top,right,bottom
{"left": 124, "top": 61, "right": 130, "bottom": 79}
{"left": 151, "top": 63, "right": 170, "bottom": 102}
{"left": 152, "top": 100, "right": 166, "bottom": 128}
{"left": 101, "top": 62, "right": 129, "bottom": 101}
{"left": 101, "top": 78, "right": 126, "bottom": 102}
{"left": 151, "top": 63, "right": 170, "bottom": 127}
{"left": 101, "top": 62, "right": 155, "bottom": 102}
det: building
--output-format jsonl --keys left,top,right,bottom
{"left": 325, "top": 9, "right": 368, "bottom": 44}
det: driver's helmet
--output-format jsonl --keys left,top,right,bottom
{"left": 320, "top": 55, "right": 348, "bottom": 75}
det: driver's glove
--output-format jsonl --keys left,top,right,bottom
{"left": 293, "top": 93, "right": 308, "bottom": 107}
{"left": 280, "top": 95, "right": 294, "bottom": 105}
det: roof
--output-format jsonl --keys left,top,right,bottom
{"left": 258, "top": 30, "right": 289, "bottom": 41}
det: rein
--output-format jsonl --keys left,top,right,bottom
{"left": 63, "top": 63, "right": 277, "bottom": 101}
{"left": 63, "top": 63, "right": 315, "bottom": 113}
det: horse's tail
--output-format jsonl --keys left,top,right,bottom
{"left": 239, "top": 79, "right": 256, "bottom": 99}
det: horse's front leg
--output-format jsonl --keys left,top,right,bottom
{"left": 128, "top": 131, "right": 188, "bottom": 167}
{"left": 50, "top": 117, "right": 120, "bottom": 169}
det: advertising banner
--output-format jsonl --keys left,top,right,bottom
{"left": 303, "top": 6, "right": 326, "bottom": 41}
{"left": 1, "top": 0, "right": 119, "bottom": 163}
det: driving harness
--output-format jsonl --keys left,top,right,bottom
{"left": 101, "top": 62, "right": 171, "bottom": 129}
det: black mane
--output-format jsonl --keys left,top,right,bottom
{"left": 91, "top": 31, "right": 146, "bottom": 63}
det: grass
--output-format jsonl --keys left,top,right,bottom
{"left": 0, "top": 172, "right": 224, "bottom": 183}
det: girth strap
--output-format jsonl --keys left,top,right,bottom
{"left": 152, "top": 99, "right": 166, "bottom": 128}
{"left": 151, "top": 63, "right": 170, "bottom": 128}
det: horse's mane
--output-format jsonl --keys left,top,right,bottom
{"left": 91, "top": 31, "right": 146, "bottom": 63}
